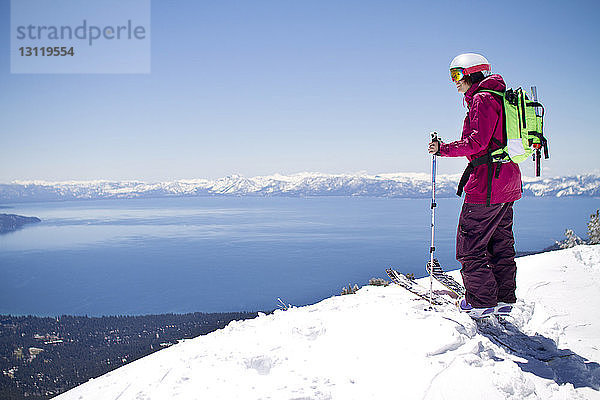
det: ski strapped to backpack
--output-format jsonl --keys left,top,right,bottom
{"left": 457, "top": 86, "right": 549, "bottom": 205}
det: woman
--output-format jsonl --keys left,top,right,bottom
{"left": 428, "top": 53, "right": 521, "bottom": 319}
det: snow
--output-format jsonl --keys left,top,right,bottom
{"left": 55, "top": 246, "right": 600, "bottom": 400}
{"left": 3, "top": 173, "right": 599, "bottom": 201}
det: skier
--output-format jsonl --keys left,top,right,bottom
{"left": 428, "top": 53, "right": 520, "bottom": 318}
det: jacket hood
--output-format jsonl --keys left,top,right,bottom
{"left": 464, "top": 74, "right": 506, "bottom": 105}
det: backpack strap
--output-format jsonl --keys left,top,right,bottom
{"left": 477, "top": 89, "right": 504, "bottom": 97}
{"left": 456, "top": 153, "right": 502, "bottom": 206}
{"left": 528, "top": 131, "right": 550, "bottom": 159}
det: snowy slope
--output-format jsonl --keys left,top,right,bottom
{"left": 55, "top": 246, "right": 600, "bottom": 400}
{"left": 2, "top": 173, "right": 599, "bottom": 202}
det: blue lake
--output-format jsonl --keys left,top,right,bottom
{"left": 0, "top": 196, "right": 597, "bottom": 316}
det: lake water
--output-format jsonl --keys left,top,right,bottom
{"left": 0, "top": 196, "right": 597, "bottom": 316}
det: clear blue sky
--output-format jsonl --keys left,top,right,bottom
{"left": 1, "top": 0, "right": 599, "bottom": 182}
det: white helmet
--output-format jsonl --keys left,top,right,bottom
{"left": 449, "top": 53, "right": 491, "bottom": 76}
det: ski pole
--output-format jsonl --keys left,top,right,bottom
{"left": 428, "top": 132, "right": 438, "bottom": 307}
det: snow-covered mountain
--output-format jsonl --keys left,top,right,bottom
{"left": 55, "top": 246, "right": 600, "bottom": 400}
{"left": 2, "top": 173, "right": 599, "bottom": 202}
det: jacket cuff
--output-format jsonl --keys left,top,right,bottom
{"left": 437, "top": 142, "right": 447, "bottom": 156}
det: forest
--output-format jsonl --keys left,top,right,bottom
{"left": 0, "top": 311, "right": 260, "bottom": 399}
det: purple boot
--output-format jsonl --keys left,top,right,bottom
{"left": 459, "top": 298, "right": 495, "bottom": 319}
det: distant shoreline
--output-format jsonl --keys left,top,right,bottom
{"left": 0, "top": 213, "right": 41, "bottom": 234}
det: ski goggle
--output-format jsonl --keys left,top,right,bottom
{"left": 450, "top": 68, "right": 465, "bottom": 83}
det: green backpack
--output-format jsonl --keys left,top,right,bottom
{"left": 479, "top": 87, "right": 549, "bottom": 170}
{"left": 457, "top": 86, "right": 549, "bottom": 205}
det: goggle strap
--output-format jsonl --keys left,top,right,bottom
{"left": 462, "top": 64, "right": 491, "bottom": 75}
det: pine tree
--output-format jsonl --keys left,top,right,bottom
{"left": 368, "top": 278, "right": 389, "bottom": 287}
{"left": 341, "top": 284, "right": 359, "bottom": 295}
{"left": 557, "top": 229, "right": 584, "bottom": 249}
{"left": 588, "top": 209, "right": 600, "bottom": 245}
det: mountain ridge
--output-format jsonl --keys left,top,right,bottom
{"left": 1, "top": 173, "right": 599, "bottom": 203}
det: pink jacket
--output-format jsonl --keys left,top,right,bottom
{"left": 439, "top": 74, "right": 522, "bottom": 204}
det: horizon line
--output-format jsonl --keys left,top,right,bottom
{"left": 4, "top": 171, "right": 600, "bottom": 186}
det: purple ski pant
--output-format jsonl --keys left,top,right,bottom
{"left": 456, "top": 201, "right": 517, "bottom": 308}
